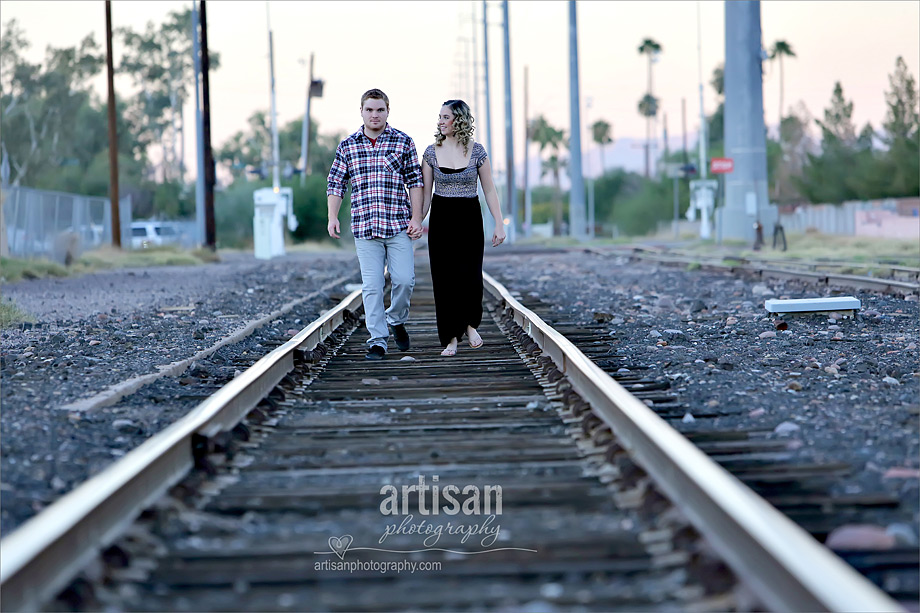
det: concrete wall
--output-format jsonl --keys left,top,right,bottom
{"left": 779, "top": 197, "right": 920, "bottom": 239}
{"left": 855, "top": 209, "right": 920, "bottom": 239}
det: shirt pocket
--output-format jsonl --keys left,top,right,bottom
{"left": 381, "top": 151, "right": 402, "bottom": 176}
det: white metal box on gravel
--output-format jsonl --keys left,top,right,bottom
{"left": 764, "top": 296, "right": 862, "bottom": 315}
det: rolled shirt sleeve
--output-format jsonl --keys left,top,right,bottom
{"left": 402, "top": 140, "right": 424, "bottom": 189}
{"left": 326, "top": 142, "right": 350, "bottom": 198}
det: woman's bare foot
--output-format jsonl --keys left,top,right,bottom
{"left": 441, "top": 338, "right": 459, "bottom": 356}
{"left": 467, "top": 326, "right": 483, "bottom": 349}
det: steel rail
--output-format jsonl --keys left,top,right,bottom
{"left": 482, "top": 271, "right": 902, "bottom": 613}
{"left": 591, "top": 247, "right": 920, "bottom": 295}
{"left": 0, "top": 289, "right": 363, "bottom": 612}
{"left": 633, "top": 245, "right": 919, "bottom": 269}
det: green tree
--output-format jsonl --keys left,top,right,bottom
{"left": 707, "top": 64, "right": 724, "bottom": 147}
{"left": 530, "top": 115, "right": 567, "bottom": 234}
{"left": 768, "top": 41, "right": 796, "bottom": 127}
{"left": 592, "top": 168, "right": 642, "bottom": 226}
{"left": 217, "top": 112, "right": 340, "bottom": 181}
{"left": 590, "top": 119, "right": 613, "bottom": 170}
{"left": 772, "top": 102, "right": 815, "bottom": 203}
{"left": 0, "top": 19, "right": 104, "bottom": 187}
{"left": 768, "top": 41, "right": 796, "bottom": 198}
{"left": 117, "top": 8, "right": 220, "bottom": 181}
{"left": 880, "top": 56, "right": 919, "bottom": 197}
{"left": 796, "top": 82, "right": 863, "bottom": 203}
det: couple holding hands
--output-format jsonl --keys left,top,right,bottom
{"left": 326, "top": 88, "right": 505, "bottom": 359}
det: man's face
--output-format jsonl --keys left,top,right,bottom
{"left": 361, "top": 98, "right": 389, "bottom": 131}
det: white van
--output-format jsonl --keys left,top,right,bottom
{"left": 130, "top": 221, "right": 180, "bottom": 249}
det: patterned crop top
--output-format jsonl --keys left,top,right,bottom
{"left": 422, "top": 142, "right": 488, "bottom": 198}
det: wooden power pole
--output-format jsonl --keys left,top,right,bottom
{"left": 200, "top": 0, "right": 216, "bottom": 249}
{"left": 105, "top": 1, "right": 121, "bottom": 248}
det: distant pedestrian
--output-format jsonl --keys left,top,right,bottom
{"left": 420, "top": 99, "right": 505, "bottom": 357}
{"left": 326, "top": 89, "right": 425, "bottom": 360}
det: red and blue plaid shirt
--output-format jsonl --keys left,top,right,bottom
{"left": 326, "top": 124, "right": 424, "bottom": 240}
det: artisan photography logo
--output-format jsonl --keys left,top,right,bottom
{"left": 313, "top": 475, "right": 536, "bottom": 566}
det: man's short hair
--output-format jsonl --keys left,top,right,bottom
{"left": 361, "top": 89, "right": 390, "bottom": 109}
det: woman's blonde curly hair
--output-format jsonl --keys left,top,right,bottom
{"left": 434, "top": 99, "right": 475, "bottom": 156}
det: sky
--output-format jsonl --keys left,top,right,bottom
{"left": 4, "top": 0, "right": 919, "bottom": 181}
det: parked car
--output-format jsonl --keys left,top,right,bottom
{"left": 130, "top": 221, "right": 181, "bottom": 249}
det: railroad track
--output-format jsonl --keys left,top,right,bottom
{"left": 591, "top": 245, "right": 920, "bottom": 295}
{"left": 0, "top": 255, "right": 904, "bottom": 612}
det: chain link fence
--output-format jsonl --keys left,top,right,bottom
{"left": 1, "top": 186, "right": 132, "bottom": 263}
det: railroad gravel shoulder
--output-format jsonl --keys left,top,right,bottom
{"left": 485, "top": 250, "right": 920, "bottom": 546}
{"left": 1, "top": 250, "right": 360, "bottom": 535}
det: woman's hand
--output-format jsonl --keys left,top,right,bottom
{"left": 492, "top": 224, "right": 506, "bottom": 247}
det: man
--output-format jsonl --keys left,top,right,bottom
{"left": 327, "top": 89, "right": 424, "bottom": 360}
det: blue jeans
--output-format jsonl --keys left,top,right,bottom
{"left": 353, "top": 231, "right": 415, "bottom": 351}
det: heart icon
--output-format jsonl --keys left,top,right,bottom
{"left": 329, "top": 535, "right": 353, "bottom": 560}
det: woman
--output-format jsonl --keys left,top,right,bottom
{"left": 421, "top": 99, "right": 505, "bottom": 357}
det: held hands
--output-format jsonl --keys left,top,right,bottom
{"left": 492, "top": 225, "right": 506, "bottom": 247}
{"left": 327, "top": 219, "right": 340, "bottom": 239}
{"left": 407, "top": 219, "right": 424, "bottom": 240}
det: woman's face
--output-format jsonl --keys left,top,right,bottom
{"left": 438, "top": 106, "right": 455, "bottom": 136}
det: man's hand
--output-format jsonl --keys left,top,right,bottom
{"left": 327, "top": 219, "right": 341, "bottom": 239}
{"left": 407, "top": 219, "right": 423, "bottom": 240}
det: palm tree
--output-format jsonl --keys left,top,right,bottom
{"left": 769, "top": 40, "right": 796, "bottom": 129}
{"left": 638, "top": 38, "right": 662, "bottom": 177}
{"left": 769, "top": 40, "right": 796, "bottom": 198}
{"left": 531, "top": 115, "right": 567, "bottom": 234}
{"left": 590, "top": 119, "right": 613, "bottom": 171}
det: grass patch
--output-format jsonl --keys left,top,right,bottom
{"left": 79, "top": 245, "right": 204, "bottom": 269}
{"left": 512, "top": 235, "right": 635, "bottom": 249}
{"left": 191, "top": 247, "right": 221, "bottom": 263}
{"left": 0, "top": 298, "right": 34, "bottom": 328}
{"left": 0, "top": 257, "right": 71, "bottom": 283}
{"left": 2, "top": 245, "right": 222, "bottom": 285}
{"left": 686, "top": 261, "right": 701, "bottom": 271}
{"left": 287, "top": 239, "right": 345, "bottom": 252}
{"left": 678, "top": 233, "right": 920, "bottom": 267}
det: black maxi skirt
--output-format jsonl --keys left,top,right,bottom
{"left": 427, "top": 193, "right": 484, "bottom": 347}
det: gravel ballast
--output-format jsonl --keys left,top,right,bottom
{"left": 2, "top": 246, "right": 917, "bottom": 559}
{"left": 485, "top": 250, "right": 919, "bottom": 546}
{"left": 1, "top": 250, "right": 359, "bottom": 534}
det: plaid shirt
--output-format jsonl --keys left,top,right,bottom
{"left": 326, "top": 124, "right": 424, "bottom": 239}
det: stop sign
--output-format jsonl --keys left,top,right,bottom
{"left": 710, "top": 157, "right": 734, "bottom": 174}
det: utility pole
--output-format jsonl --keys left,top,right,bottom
{"left": 697, "top": 2, "right": 707, "bottom": 181}
{"left": 482, "top": 1, "right": 493, "bottom": 160}
{"left": 502, "top": 0, "right": 515, "bottom": 243}
{"left": 523, "top": 65, "right": 531, "bottom": 237}
{"left": 682, "top": 97, "right": 689, "bottom": 165}
{"left": 663, "top": 112, "right": 669, "bottom": 160}
{"left": 567, "top": 0, "right": 585, "bottom": 239}
{"left": 268, "top": 12, "right": 280, "bottom": 192}
{"left": 300, "top": 53, "right": 314, "bottom": 187}
{"left": 586, "top": 96, "right": 595, "bottom": 239}
{"left": 201, "top": 0, "right": 215, "bottom": 249}
{"left": 192, "top": 2, "right": 205, "bottom": 246}
{"left": 105, "top": 1, "right": 121, "bottom": 248}
{"left": 471, "top": 3, "right": 479, "bottom": 117}
{"left": 721, "top": 0, "right": 775, "bottom": 241}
